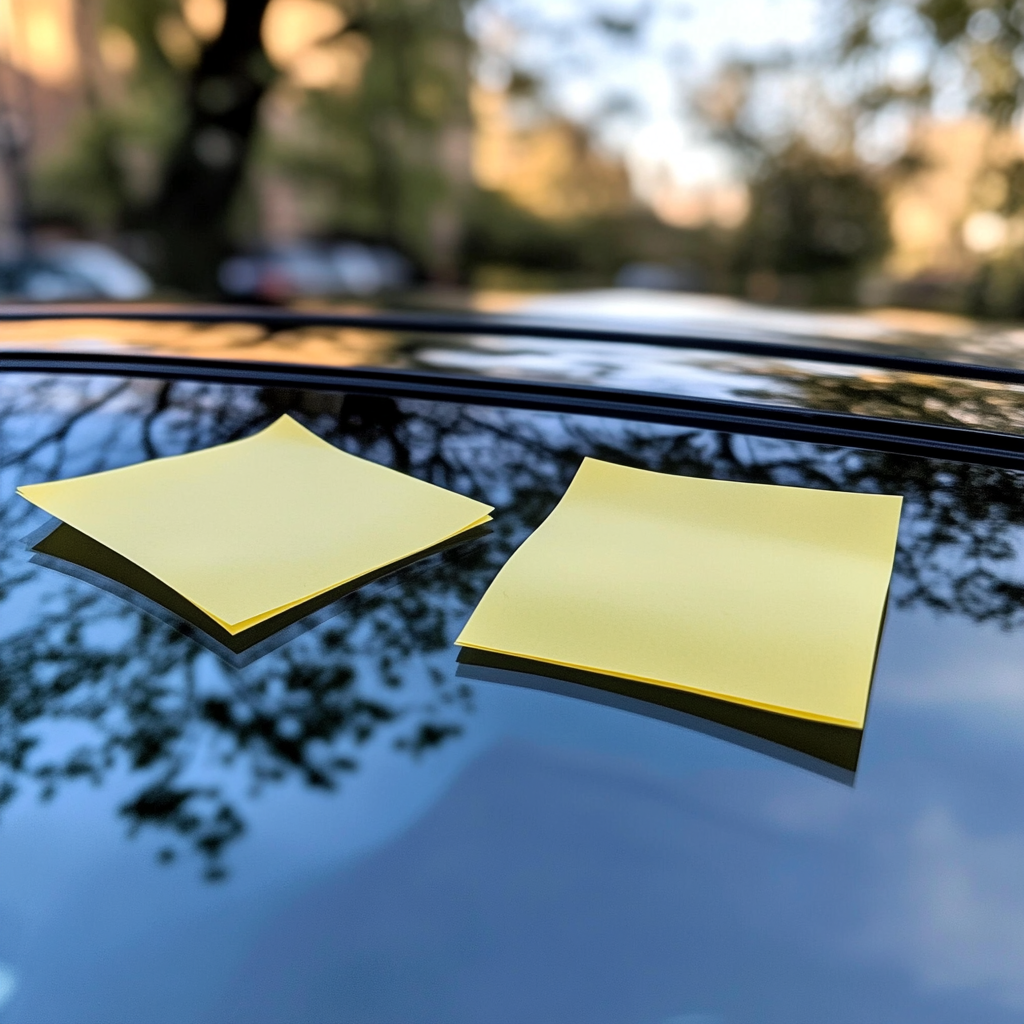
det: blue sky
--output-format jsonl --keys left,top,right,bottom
{"left": 474, "top": 0, "right": 823, "bottom": 192}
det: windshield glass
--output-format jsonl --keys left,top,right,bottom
{"left": 3, "top": 373, "right": 1024, "bottom": 1021}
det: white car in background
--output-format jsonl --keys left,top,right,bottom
{"left": 0, "top": 241, "right": 152, "bottom": 302}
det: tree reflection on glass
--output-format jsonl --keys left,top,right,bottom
{"left": 732, "top": 360, "right": 1024, "bottom": 434}
{"left": 2, "top": 371, "right": 1024, "bottom": 879}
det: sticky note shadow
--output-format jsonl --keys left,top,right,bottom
{"left": 456, "top": 647, "right": 877, "bottom": 783}
{"left": 28, "top": 520, "right": 492, "bottom": 669}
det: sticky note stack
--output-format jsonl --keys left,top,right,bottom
{"left": 19, "top": 415, "right": 493, "bottom": 653}
{"left": 457, "top": 458, "right": 901, "bottom": 733}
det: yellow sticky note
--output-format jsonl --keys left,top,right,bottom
{"left": 18, "top": 415, "right": 493, "bottom": 633}
{"left": 456, "top": 458, "right": 901, "bottom": 728}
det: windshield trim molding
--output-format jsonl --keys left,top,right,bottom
{"left": 5, "top": 348, "right": 1024, "bottom": 471}
{"left": 0, "top": 305, "right": 1020, "bottom": 387}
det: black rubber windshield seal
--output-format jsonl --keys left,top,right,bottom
{"left": 0, "top": 304, "right": 1022, "bottom": 386}
{"left": 5, "top": 348, "right": 1024, "bottom": 471}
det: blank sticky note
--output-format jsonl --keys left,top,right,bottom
{"left": 456, "top": 458, "right": 901, "bottom": 727}
{"left": 18, "top": 415, "right": 493, "bottom": 633}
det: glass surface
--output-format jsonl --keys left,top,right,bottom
{"left": 3, "top": 372, "right": 1024, "bottom": 1023}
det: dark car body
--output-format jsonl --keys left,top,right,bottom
{"left": 2, "top": 296, "right": 1024, "bottom": 1023}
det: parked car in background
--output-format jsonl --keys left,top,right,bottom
{"left": 0, "top": 242, "right": 152, "bottom": 302}
{"left": 219, "top": 241, "right": 415, "bottom": 302}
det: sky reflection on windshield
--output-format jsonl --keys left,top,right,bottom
{"left": 2, "top": 372, "right": 1024, "bottom": 1022}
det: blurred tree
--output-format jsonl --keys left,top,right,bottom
{"left": 838, "top": 0, "right": 1024, "bottom": 126}
{"left": 145, "top": 0, "right": 276, "bottom": 294}
{"left": 834, "top": 0, "right": 1024, "bottom": 315}
{"left": 24, "top": 0, "right": 710, "bottom": 296}
{"left": 462, "top": 185, "right": 725, "bottom": 291}
{"left": 686, "top": 1, "right": 1024, "bottom": 311}
{"left": 266, "top": 0, "right": 474, "bottom": 283}
{"left": 20, "top": 0, "right": 745, "bottom": 297}
{"left": 33, "top": 0, "right": 278, "bottom": 292}
{"left": 710, "top": 0, "right": 1024, "bottom": 313}
{"left": 695, "top": 60, "right": 891, "bottom": 304}
{"left": 32, "top": 0, "right": 479, "bottom": 294}
{"left": 735, "top": 143, "right": 891, "bottom": 304}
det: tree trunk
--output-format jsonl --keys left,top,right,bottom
{"left": 148, "top": 0, "right": 274, "bottom": 296}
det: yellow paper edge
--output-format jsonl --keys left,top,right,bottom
{"left": 206, "top": 513, "right": 493, "bottom": 633}
{"left": 456, "top": 641, "right": 864, "bottom": 728}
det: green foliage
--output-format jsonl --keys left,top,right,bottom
{"left": 829, "top": 2, "right": 1024, "bottom": 314}
{"left": 731, "top": 144, "right": 891, "bottom": 303}
{"left": 33, "top": 93, "right": 183, "bottom": 232}
{"left": 31, "top": 0, "right": 191, "bottom": 234}
{"left": 20, "top": 0, "right": 726, "bottom": 293}
{"left": 265, "top": 0, "right": 473, "bottom": 278}
{"left": 738, "top": 144, "right": 891, "bottom": 274}
{"left": 840, "top": 0, "right": 1024, "bottom": 126}
{"left": 104, "top": 0, "right": 187, "bottom": 86}
{"left": 461, "top": 188, "right": 580, "bottom": 274}
{"left": 968, "top": 251, "right": 1024, "bottom": 318}
{"left": 461, "top": 187, "right": 728, "bottom": 290}
{"left": 33, "top": 114, "right": 128, "bottom": 230}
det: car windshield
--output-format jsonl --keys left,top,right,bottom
{"left": 2, "top": 368, "right": 1024, "bottom": 1022}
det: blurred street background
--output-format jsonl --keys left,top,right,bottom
{"left": 0, "top": 0, "right": 1021, "bottom": 316}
